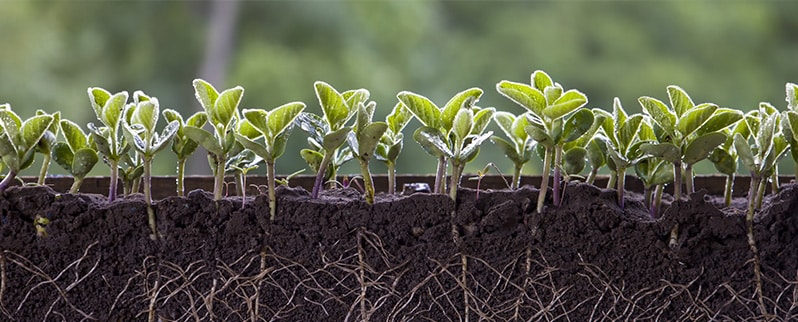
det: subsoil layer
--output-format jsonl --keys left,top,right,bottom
{"left": 2, "top": 180, "right": 798, "bottom": 321}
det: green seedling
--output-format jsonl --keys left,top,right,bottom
{"left": 584, "top": 136, "right": 607, "bottom": 185}
{"left": 121, "top": 91, "right": 179, "bottom": 239}
{"left": 398, "top": 88, "right": 485, "bottom": 194}
{"left": 235, "top": 101, "right": 305, "bottom": 219}
{"left": 560, "top": 107, "right": 605, "bottom": 185}
{"left": 734, "top": 106, "right": 789, "bottom": 316}
{"left": 163, "top": 109, "right": 208, "bottom": 196}
{"left": 33, "top": 110, "right": 60, "bottom": 186}
{"left": 779, "top": 83, "right": 798, "bottom": 184}
{"left": 52, "top": 119, "right": 99, "bottom": 193}
{"left": 708, "top": 117, "right": 749, "bottom": 207}
{"left": 468, "top": 163, "right": 510, "bottom": 200}
{"left": 375, "top": 103, "right": 412, "bottom": 195}
{"left": 0, "top": 105, "right": 54, "bottom": 192}
{"left": 183, "top": 79, "right": 245, "bottom": 200}
{"left": 634, "top": 156, "right": 673, "bottom": 218}
{"left": 299, "top": 82, "right": 363, "bottom": 199}
{"left": 346, "top": 101, "right": 388, "bottom": 204}
{"left": 497, "top": 70, "right": 590, "bottom": 213}
{"left": 87, "top": 87, "right": 129, "bottom": 201}
{"left": 274, "top": 169, "right": 304, "bottom": 186}
{"left": 639, "top": 86, "right": 742, "bottom": 201}
{"left": 225, "top": 149, "right": 262, "bottom": 209}
{"left": 491, "top": 111, "right": 534, "bottom": 189}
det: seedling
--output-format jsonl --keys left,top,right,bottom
{"left": 87, "top": 87, "right": 129, "bottom": 201}
{"left": 183, "top": 79, "right": 245, "bottom": 200}
{"left": 708, "top": 117, "right": 749, "bottom": 207}
{"left": 468, "top": 163, "right": 509, "bottom": 200}
{"left": 225, "top": 149, "right": 262, "bottom": 209}
{"left": 491, "top": 111, "right": 534, "bottom": 189}
{"left": 346, "top": 101, "right": 388, "bottom": 204}
{"left": 33, "top": 110, "right": 60, "bottom": 186}
{"left": 496, "top": 70, "right": 590, "bottom": 213}
{"left": 121, "top": 91, "right": 179, "bottom": 239}
{"left": 163, "top": 109, "right": 208, "bottom": 196}
{"left": 779, "top": 83, "right": 798, "bottom": 183}
{"left": 52, "top": 119, "right": 99, "bottom": 193}
{"left": 634, "top": 156, "right": 673, "bottom": 218}
{"left": 639, "top": 86, "right": 742, "bottom": 200}
{"left": 235, "top": 101, "right": 305, "bottom": 219}
{"left": 0, "top": 105, "right": 54, "bottom": 192}
{"left": 298, "top": 82, "right": 362, "bottom": 199}
{"left": 375, "top": 103, "right": 412, "bottom": 195}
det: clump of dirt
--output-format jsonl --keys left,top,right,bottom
{"left": 2, "top": 181, "right": 798, "bottom": 320}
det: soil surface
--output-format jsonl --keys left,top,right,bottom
{"left": 2, "top": 180, "right": 798, "bottom": 321}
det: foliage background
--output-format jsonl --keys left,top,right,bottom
{"left": 2, "top": 0, "right": 797, "bottom": 177}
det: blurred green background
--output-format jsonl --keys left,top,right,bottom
{"left": 2, "top": 0, "right": 798, "bottom": 177}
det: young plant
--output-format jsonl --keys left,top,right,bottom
{"left": 0, "top": 105, "right": 54, "bottom": 192}
{"left": 397, "top": 88, "right": 484, "bottom": 194}
{"left": 52, "top": 119, "right": 99, "bottom": 193}
{"left": 491, "top": 111, "right": 535, "bottom": 189}
{"left": 298, "top": 82, "right": 363, "bottom": 199}
{"left": 225, "top": 149, "right": 262, "bottom": 208}
{"left": 374, "top": 103, "right": 412, "bottom": 195}
{"left": 708, "top": 118, "right": 749, "bottom": 207}
{"left": 638, "top": 86, "right": 742, "bottom": 200}
{"left": 779, "top": 83, "right": 798, "bottom": 182}
{"left": 87, "top": 88, "right": 129, "bottom": 201}
{"left": 121, "top": 91, "right": 179, "bottom": 239}
{"left": 234, "top": 101, "right": 305, "bottom": 219}
{"left": 496, "top": 70, "right": 590, "bottom": 213}
{"left": 182, "top": 79, "right": 245, "bottom": 200}
{"left": 634, "top": 156, "right": 674, "bottom": 218}
{"left": 468, "top": 163, "right": 509, "bottom": 200}
{"left": 162, "top": 109, "right": 208, "bottom": 196}
{"left": 346, "top": 101, "right": 388, "bottom": 204}
{"left": 33, "top": 110, "right": 60, "bottom": 186}
{"left": 734, "top": 106, "right": 789, "bottom": 315}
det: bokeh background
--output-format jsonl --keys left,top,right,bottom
{"left": 2, "top": 0, "right": 798, "bottom": 177}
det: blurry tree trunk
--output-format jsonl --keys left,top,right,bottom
{"left": 191, "top": 0, "right": 241, "bottom": 175}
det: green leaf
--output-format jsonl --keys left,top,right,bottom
{"left": 162, "top": 108, "right": 183, "bottom": 126}
{"left": 543, "top": 89, "right": 588, "bottom": 120}
{"left": 151, "top": 121, "right": 180, "bottom": 154}
{"left": 186, "top": 111, "right": 208, "bottom": 129}
{"left": 562, "top": 109, "right": 594, "bottom": 143}
{"left": 757, "top": 113, "right": 777, "bottom": 156}
{"left": 386, "top": 140, "right": 402, "bottom": 162}
{"left": 512, "top": 114, "right": 531, "bottom": 141}
{"left": 21, "top": 115, "right": 54, "bottom": 150}
{"left": 132, "top": 99, "right": 159, "bottom": 133}
{"left": 531, "top": 70, "right": 553, "bottom": 91}
{"left": 639, "top": 96, "right": 676, "bottom": 137}
{"left": 787, "top": 83, "right": 798, "bottom": 110}
{"left": 413, "top": 126, "right": 452, "bottom": 158}
{"left": 563, "top": 147, "right": 587, "bottom": 175}
{"left": 709, "top": 148, "right": 736, "bottom": 175}
{"left": 51, "top": 142, "right": 74, "bottom": 173}
{"left": 676, "top": 103, "right": 717, "bottom": 137}
{"left": 267, "top": 102, "right": 305, "bottom": 139}
{"left": 586, "top": 138, "right": 606, "bottom": 169}
{"left": 543, "top": 85, "right": 563, "bottom": 106}
{"left": 471, "top": 107, "right": 495, "bottom": 135}
{"left": 386, "top": 102, "right": 412, "bottom": 134}
{"left": 300, "top": 148, "right": 324, "bottom": 172}
{"left": 60, "top": 119, "right": 88, "bottom": 151}
{"left": 491, "top": 136, "right": 523, "bottom": 165}
{"left": 617, "top": 114, "right": 643, "bottom": 152}
{"left": 236, "top": 118, "right": 261, "bottom": 139}
{"left": 452, "top": 108, "right": 473, "bottom": 140}
{"left": 495, "top": 81, "right": 546, "bottom": 115}
{"left": 121, "top": 124, "right": 147, "bottom": 154}
{"left": 441, "top": 88, "right": 482, "bottom": 132}
{"left": 72, "top": 148, "right": 98, "bottom": 177}
{"left": 0, "top": 109, "right": 21, "bottom": 145}
{"left": 322, "top": 126, "right": 351, "bottom": 151}
{"left": 88, "top": 87, "right": 111, "bottom": 121}
{"left": 193, "top": 79, "right": 219, "bottom": 114}
{"left": 183, "top": 126, "right": 223, "bottom": 155}
{"left": 460, "top": 131, "right": 493, "bottom": 161}
{"left": 734, "top": 133, "right": 756, "bottom": 172}
{"left": 695, "top": 108, "right": 743, "bottom": 135}
{"left": 357, "top": 122, "right": 388, "bottom": 160}
{"left": 242, "top": 109, "right": 269, "bottom": 135}
{"left": 315, "top": 81, "right": 350, "bottom": 130}
{"left": 213, "top": 86, "right": 244, "bottom": 128}
{"left": 493, "top": 112, "right": 515, "bottom": 139}
{"left": 235, "top": 133, "right": 271, "bottom": 161}
{"left": 787, "top": 111, "right": 798, "bottom": 142}
{"left": 667, "top": 85, "right": 695, "bottom": 117}
{"left": 525, "top": 124, "right": 554, "bottom": 148}
{"left": 101, "top": 91, "right": 128, "bottom": 129}
{"left": 397, "top": 91, "right": 441, "bottom": 129}
{"left": 683, "top": 132, "right": 726, "bottom": 165}
{"left": 639, "top": 142, "right": 681, "bottom": 163}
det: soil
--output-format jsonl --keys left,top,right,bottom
{"left": 2, "top": 178, "right": 798, "bottom": 321}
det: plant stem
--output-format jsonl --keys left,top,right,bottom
{"left": 552, "top": 146, "right": 563, "bottom": 207}
{"left": 745, "top": 174, "right": 767, "bottom": 315}
{"left": 239, "top": 172, "right": 247, "bottom": 209}
{"left": 234, "top": 172, "right": 243, "bottom": 196}
{"left": 755, "top": 174, "right": 767, "bottom": 210}
{"left": 643, "top": 186, "right": 652, "bottom": 209}
{"left": 449, "top": 161, "right": 464, "bottom": 201}
{"left": 359, "top": 159, "right": 376, "bottom": 204}
{"left": 311, "top": 152, "right": 333, "bottom": 199}
{"left": 435, "top": 155, "right": 447, "bottom": 194}
{"left": 38, "top": 153, "right": 50, "bottom": 185}
{"left": 536, "top": 147, "right": 553, "bottom": 213}
{"left": 69, "top": 177, "right": 83, "bottom": 193}
{"left": 213, "top": 156, "right": 226, "bottom": 200}
{"left": 0, "top": 170, "right": 16, "bottom": 193}
{"left": 724, "top": 174, "right": 734, "bottom": 207}
{"left": 142, "top": 156, "right": 158, "bottom": 240}
{"left": 512, "top": 163, "right": 522, "bottom": 190}
{"left": 651, "top": 184, "right": 664, "bottom": 219}
{"left": 586, "top": 167, "right": 597, "bottom": 185}
{"left": 267, "top": 160, "right": 277, "bottom": 221}
{"left": 771, "top": 171, "right": 779, "bottom": 194}
{"left": 673, "top": 161, "right": 682, "bottom": 201}
{"left": 387, "top": 162, "right": 396, "bottom": 195}
{"left": 109, "top": 160, "right": 119, "bottom": 201}
{"left": 617, "top": 166, "right": 626, "bottom": 209}
{"left": 606, "top": 171, "right": 617, "bottom": 190}
{"left": 747, "top": 174, "right": 760, "bottom": 221}
{"left": 176, "top": 158, "right": 186, "bottom": 197}
{"left": 684, "top": 163, "right": 694, "bottom": 195}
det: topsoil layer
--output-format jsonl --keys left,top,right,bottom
{"left": 2, "top": 181, "right": 798, "bottom": 321}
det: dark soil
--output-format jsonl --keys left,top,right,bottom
{"left": 2, "top": 180, "right": 798, "bottom": 321}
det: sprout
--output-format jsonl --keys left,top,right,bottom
{"left": 121, "top": 91, "right": 179, "bottom": 239}
{"left": 52, "top": 119, "right": 99, "bottom": 193}
{"left": 374, "top": 103, "right": 412, "bottom": 195}
{"left": 779, "top": 83, "right": 798, "bottom": 183}
{"left": 634, "top": 157, "right": 673, "bottom": 218}
{"left": 639, "top": 86, "right": 742, "bottom": 201}
{"left": 33, "top": 110, "right": 60, "bottom": 186}
{"left": 235, "top": 101, "right": 305, "bottom": 219}
{"left": 496, "top": 70, "right": 590, "bottom": 213}
{"left": 708, "top": 118, "right": 749, "bottom": 207}
{"left": 0, "top": 104, "right": 55, "bottom": 192}
{"left": 346, "top": 101, "right": 388, "bottom": 204}
{"left": 225, "top": 149, "right": 262, "bottom": 209}
{"left": 163, "top": 110, "right": 208, "bottom": 196}
{"left": 491, "top": 111, "right": 534, "bottom": 189}
{"left": 87, "top": 87, "right": 129, "bottom": 201}
{"left": 183, "top": 79, "right": 245, "bottom": 201}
